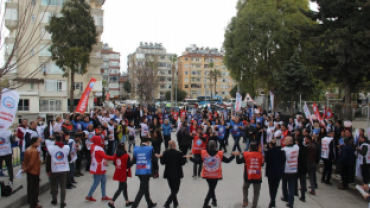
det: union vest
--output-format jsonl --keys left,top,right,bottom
{"left": 0, "top": 131, "right": 13, "bottom": 156}
{"left": 201, "top": 150, "right": 223, "bottom": 179}
{"left": 217, "top": 125, "right": 226, "bottom": 139}
{"left": 282, "top": 145, "right": 299, "bottom": 174}
{"left": 243, "top": 151, "right": 263, "bottom": 180}
{"left": 90, "top": 145, "right": 108, "bottom": 174}
{"left": 134, "top": 146, "right": 153, "bottom": 175}
{"left": 172, "top": 112, "right": 179, "bottom": 120}
{"left": 360, "top": 143, "right": 370, "bottom": 164}
{"left": 140, "top": 123, "right": 149, "bottom": 137}
{"left": 321, "top": 137, "right": 333, "bottom": 159}
{"left": 192, "top": 136, "right": 206, "bottom": 154}
{"left": 48, "top": 145, "right": 70, "bottom": 173}
{"left": 83, "top": 130, "right": 95, "bottom": 150}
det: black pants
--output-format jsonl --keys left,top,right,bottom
{"left": 362, "top": 164, "right": 370, "bottom": 184}
{"left": 112, "top": 181, "right": 128, "bottom": 202}
{"left": 204, "top": 179, "right": 218, "bottom": 206}
{"left": 322, "top": 159, "right": 332, "bottom": 183}
{"left": 295, "top": 173, "right": 306, "bottom": 200}
{"left": 76, "top": 151, "right": 83, "bottom": 171}
{"left": 193, "top": 154, "right": 202, "bottom": 176}
{"left": 0, "top": 154, "right": 13, "bottom": 182}
{"left": 132, "top": 175, "right": 155, "bottom": 208}
{"left": 165, "top": 179, "right": 180, "bottom": 206}
{"left": 27, "top": 173, "right": 39, "bottom": 208}
{"left": 85, "top": 150, "right": 91, "bottom": 171}
{"left": 267, "top": 176, "right": 281, "bottom": 207}
{"left": 341, "top": 165, "right": 350, "bottom": 188}
{"left": 108, "top": 140, "right": 114, "bottom": 156}
{"left": 164, "top": 135, "right": 171, "bottom": 149}
{"left": 51, "top": 172, "right": 67, "bottom": 204}
{"left": 179, "top": 145, "right": 188, "bottom": 156}
{"left": 218, "top": 139, "right": 226, "bottom": 152}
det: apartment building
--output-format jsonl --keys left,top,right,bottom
{"left": 177, "top": 44, "right": 235, "bottom": 99}
{"left": 101, "top": 43, "right": 120, "bottom": 99}
{"left": 4, "top": 0, "right": 105, "bottom": 122}
{"left": 119, "top": 73, "right": 128, "bottom": 100}
{"left": 127, "top": 42, "right": 176, "bottom": 100}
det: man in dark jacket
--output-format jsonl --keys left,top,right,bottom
{"left": 295, "top": 137, "right": 307, "bottom": 202}
{"left": 357, "top": 135, "right": 370, "bottom": 184}
{"left": 305, "top": 135, "right": 317, "bottom": 195}
{"left": 177, "top": 121, "right": 191, "bottom": 155}
{"left": 265, "top": 139, "right": 285, "bottom": 208}
{"left": 157, "top": 140, "right": 186, "bottom": 208}
{"left": 337, "top": 138, "right": 355, "bottom": 190}
{"left": 236, "top": 142, "right": 263, "bottom": 208}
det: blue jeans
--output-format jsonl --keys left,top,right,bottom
{"left": 87, "top": 174, "right": 107, "bottom": 197}
{"left": 232, "top": 137, "right": 241, "bottom": 152}
{"left": 224, "top": 131, "right": 230, "bottom": 145}
{"left": 282, "top": 177, "right": 296, "bottom": 207}
{"left": 120, "top": 135, "right": 127, "bottom": 144}
{"left": 244, "top": 137, "right": 250, "bottom": 151}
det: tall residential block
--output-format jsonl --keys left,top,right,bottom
{"left": 4, "top": 0, "right": 105, "bottom": 122}
{"left": 178, "top": 44, "right": 235, "bottom": 99}
{"left": 101, "top": 43, "right": 120, "bottom": 100}
{"left": 127, "top": 42, "right": 176, "bottom": 100}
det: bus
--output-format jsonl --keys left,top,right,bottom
{"left": 197, "top": 95, "right": 223, "bottom": 107}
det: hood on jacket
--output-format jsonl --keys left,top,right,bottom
{"left": 92, "top": 136, "right": 103, "bottom": 146}
{"left": 116, "top": 148, "right": 127, "bottom": 157}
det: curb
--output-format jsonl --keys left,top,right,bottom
{"left": 5, "top": 181, "right": 50, "bottom": 208}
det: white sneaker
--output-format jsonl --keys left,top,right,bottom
{"left": 8, "top": 181, "right": 13, "bottom": 189}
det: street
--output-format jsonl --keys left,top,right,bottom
{"left": 20, "top": 132, "right": 368, "bottom": 208}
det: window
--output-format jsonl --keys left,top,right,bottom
{"left": 31, "top": 48, "right": 35, "bottom": 56}
{"left": 192, "top": 71, "right": 197, "bottom": 75}
{"left": 32, "top": 0, "right": 36, "bottom": 6}
{"left": 158, "top": 62, "right": 167, "bottom": 68}
{"left": 41, "top": 0, "right": 65, "bottom": 6}
{"left": 74, "top": 82, "right": 83, "bottom": 91}
{"left": 39, "top": 45, "right": 51, "bottom": 56}
{"left": 185, "top": 57, "right": 189, "bottom": 61}
{"left": 102, "top": 62, "right": 109, "bottom": 67}
{"left": 136, "top": 53, "right": 144, "bottom": 59}
{"left": 184, "top": 64, "right": 189, "bottom": 68}
{"left": 41, "top": 29, "right": 51, "bottom": 39}
{"left": 167, "top": 84, "right": 172, "bottom": 89}
{"left": 18, "top": 99, "right": 29, "bottom": 111}
{"left": 44, "top": 80, "right": 66, "bottom": 92}
{"left": 109, "top": 54, "right": 119, "bottom": 59}
{"left": 221, "top": 65, "right": 226, "bottom": 69}
{"left": 215, "top": 65, "right": 219, "bottom": 69}
{"left": 168, "top": 70, "right": 171, "bottom": 75}
{"left": 110, "top": 61, "right": 119, "bottom": 67}
{"left": 160, "top": 56, "right": 165, "bottom": 60}
{"left": 167, "top": 77, "right": 171, "bottom": 81}
{"left": 42, "top": 62, "right": 64, "bottom": 74}
{"left": 31, "top": 15, "right": 36, "bottom": 23}
{"left": 30, "top": 83, "right": 34, "bottom": 89}
{"left": 167, "top": 63, "right": 172, "bottom": 69}
{"left": 109, "top": 76, "right": 118, "bottom": 82}
{"left": 185, "top": 85, "right": 189, "bottom": 88}
{"left": 40, "top": 100, "right": 62, "bottom": 112}
{"left": 184, "top": 71, "right": 189, "bottom": 75}
{"left": 184, "top": 78, "right": 189, "bottom": 82}
{"left": 191, "top": 58, "right": 201, "bottom": 62}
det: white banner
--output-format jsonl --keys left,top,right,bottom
{"left": 0, "top": 88, "right": 19, "bottom": 132}
{"left": 269, "top": 91, "right": 274, "bottom": 111}
{"left": 303, "top": 102, "right": 313, "bottom": 124}
{"left": 235, "top": 93, "right": 242, "bottom": 112}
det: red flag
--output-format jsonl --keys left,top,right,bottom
{"left": 76, "top": 78, "right": 96, "bottom": 113}
{"left": 312, "top": 102, "right": 321, "bottom": 120}
{"left": 325, "top": 107, "right": 333, "bottom": 119}
{"left": 106, "top": 93, "right": 110, "bottom": 101}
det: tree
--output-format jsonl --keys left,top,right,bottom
{"left": 123, "top": 80, "right": 132, "bottom": 99}
{"left": 223, "top": 0, "right": 312, "bottom": 96}
{"left": 301, "top": 0, "right": 370, "bottom": 119}
{"left": 128, "top": 54, "right": 159, "bottom": 102}
{"left": 169, "top": 55, "right": 178, "bottom": 109}
{"left": 208, "top": 61, "right": 221, "bottom": 103}
{"left": 165, "top": 89, "right": 187, "bottom": 102}
{"left": 274, "top": 51, "right": 315, "bottom": 113}
{"left": 1, "top": 0, "right": 57, "bottom": 92}
{"left": 46, "top": 0, "right": 97, "bottom": 112}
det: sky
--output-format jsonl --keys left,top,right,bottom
{"left": 101, "top": 0, "right": 318, "bottom": 73}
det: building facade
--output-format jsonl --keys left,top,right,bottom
{"left": 119, "top": 73, "right": 128, "bottom": 100}
{"left": 127, "top": 42, "right": 176, "bottom": 100}
{"left": 101, "top": 43, "right": 120, "bottom": 99}
{"left": 177, "top": 45, "right": 235, "bottom": 99}
{"left": 4, "top": 0, "right": 105, "bottom": 123}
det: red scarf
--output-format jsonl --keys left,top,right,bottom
{"left": 55, "top": 142, "right": 64, "bottom": 148}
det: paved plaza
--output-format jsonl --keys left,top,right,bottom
{"left": 13, "top": 130, "right": 367, "bottom": 208}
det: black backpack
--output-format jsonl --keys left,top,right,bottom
{"left": 0, "top": 181, "right": 12, "bottom": 196}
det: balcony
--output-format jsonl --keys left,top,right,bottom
{"left": 5, "top": 2, "right": 18, "bottom": 30}
{"left": 90, "top": 55, "right": 103, "bottom": 67}
{"left": 93, "top": 42, "right": 103, "bottom": 51}
{"left": 96, "top": 25, "right": 103, "bottom": 34}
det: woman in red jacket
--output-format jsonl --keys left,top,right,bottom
{"left": 108, "top": 143, "right": 133, "bottom": 208}
{"left": 85, "top": 136, "right": 114, "bottom": 202}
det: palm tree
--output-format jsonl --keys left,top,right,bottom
{"left": 208, "top": 61, "right": 221, "bottom": 104}
{"left": 169, "top": 54, "right": 178, "bottom": 108}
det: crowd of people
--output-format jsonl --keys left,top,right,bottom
{"left": 0, "top": 104, "right": 369, "bottom": 208}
